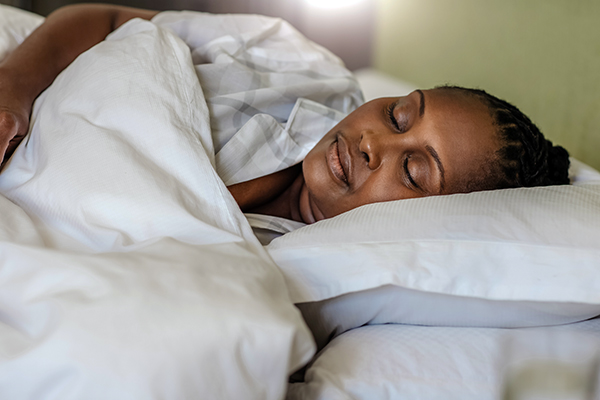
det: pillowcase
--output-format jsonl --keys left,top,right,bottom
{"left": 267, "top": 179, "right": 600, "bottom": 349}
{"left": 287, "top": 318, "right": 600, "bottom": 400}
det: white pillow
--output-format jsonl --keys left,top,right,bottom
{"left": 0, "top": 5, "right": 43, "bottom": 61}
{"left": 569, "top": 157, "right": 600, "bottom": 184}
{"left": 268, "top": 181, "right": 600, "bottom": 348}
{"left": 287, "top": 318, "right": 600, "bottom": 400}
{"left": 353, "top": 67, "right": 417, "bottom": 101}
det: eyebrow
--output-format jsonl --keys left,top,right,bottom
{"left": 416, "top": 89, "right": 425, "bottom": 117}
{"left": 417, "top": 90, "right": 444, "bottom": 193}
{"left": 425, "top": 145, "right": 445, "bottom": 194}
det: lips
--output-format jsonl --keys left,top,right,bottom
{"left": 328, "top": 138, "right": 349, "bottom": 185}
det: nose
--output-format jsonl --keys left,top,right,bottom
{"left": 359, "top": 130, "right": 400, "bottom": 170}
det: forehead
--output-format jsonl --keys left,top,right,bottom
{"left": 423, "top": 88, "right": 492, "bottom": 126}
{"left": 421, "top": 88, "right": 500, "bottom": 191}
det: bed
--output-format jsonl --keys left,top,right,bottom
{"left": 1, "top": 5, "right": 600, "bottom": 400}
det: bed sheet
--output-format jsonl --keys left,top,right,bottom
{"left": 0, "top": 7, "right": 314, "bottom": 400}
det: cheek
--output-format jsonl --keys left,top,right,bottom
{"left": 358, "top": 180, "right": 403, "bottom": 204}
{"left": 303, "top": 163, "right": 417, "bottom": 218}
{"left": 302, "top": 148, "right": 327, "bottom": 192}
{"left": 352, "top": 171, "right": 420, "bottom": 207}
{"left": 305, "top": 174, "right": 406, "bottom": 219}
{"left": 302, "top": 156, "right": 354, "bottom": 219}
{"left": 302, "top": 151, "right": 335, "bottom": 210}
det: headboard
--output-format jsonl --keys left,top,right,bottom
{"left": 374, "top": 0, "right": 600, "bottom": 170}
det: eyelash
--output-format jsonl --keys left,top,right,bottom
{"left": 387, "top": 103, "right": 402, "bottom": 132}
{"left": 403, "top": 156, "right": 419, "bottom": 189}
{"left": 387, "top": 102, "right": 417, "bottom": 189}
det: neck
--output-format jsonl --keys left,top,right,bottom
{"left": 248, "top": 171, "right": 306, "bottom": 223}
{"left": 251, "top": 172, "right": 326, "bottom": 224}
{"left": 228, "top": 163, "right": 324, "bottom": 224}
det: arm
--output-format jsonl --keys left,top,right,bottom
{"left": 0, "top": 4, "right": 158, "bottom": 165}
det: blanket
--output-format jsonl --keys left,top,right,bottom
{"left": 0, "top": 7, "right": 314, "bottom": 400}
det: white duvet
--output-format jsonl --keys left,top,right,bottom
{"left": 0, "top": 7, "right": 314, "bottom": 400}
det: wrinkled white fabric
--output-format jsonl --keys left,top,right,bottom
{"left": 270, "top": 183, "right": 600, "bottom": 346}
{"left": 0, "top": 14, "right": 315, "bottom": 400}
{"left": 152, "top": 11, "right": 363, "bottom": 185}
{"left": 152, "top": 11, "right": 364, "bottom": 242}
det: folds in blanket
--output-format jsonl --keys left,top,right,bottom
{"left": 0, "top": 18, "right": 252, "bottom": 251}
{"left": 216, "top": 98, "right": 346, "bottom": 186}
{"left": 0, "top": 12, "right": 316, "bottom": 400}
{"left": 0, "top": 238, "right": 315, "bottom": 399}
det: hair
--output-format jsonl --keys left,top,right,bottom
{"left": 436, "top": 86, "right": 570, "bottom": 192}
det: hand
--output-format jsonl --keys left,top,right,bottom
{"left": 0, "top": 67, "right": 32, "bottom": 168}
{"left": 0, "top": 4, "right": 159, "bottom": 170}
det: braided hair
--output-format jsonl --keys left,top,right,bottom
{"left": 437, "top": 86, "right": 570, "bottom": 191}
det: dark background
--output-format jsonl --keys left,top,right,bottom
{"left": 1, "top": 0, "right": 375, "bottom": 70}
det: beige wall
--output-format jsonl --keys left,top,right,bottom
{"left": 374, "top": 0, "right": 600, "bottom": 170}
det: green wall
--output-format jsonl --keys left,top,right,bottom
{"left": 374, "top": 0, "right": 600, "bottom": 170}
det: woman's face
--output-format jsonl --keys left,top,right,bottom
{"left": 300, "top": 88, "right": 501, "bottom": 222}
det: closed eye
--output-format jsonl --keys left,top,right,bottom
{"left": 403, "top": 156, "right": 420, "bottom": 189}
{"left": 387, "top": 102, "right": 409, "bottom": 132}
{"left": 387, "top": 102, "right": 401, "bottom": 131}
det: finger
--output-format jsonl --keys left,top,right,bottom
{"left": 4, "top": 136, "right": 23, "bottom": 163}
{"left": 0, "top": 131, "right": 12, "bottom": 162}
{"left": 0, "top": 112, "right": 19, "bottom": 163}
{"left": 0, "top": 141, "right": 8, "bottom": 164}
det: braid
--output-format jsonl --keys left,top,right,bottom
{"left": 437, "top": 86, "right": 570, "bottom": 189}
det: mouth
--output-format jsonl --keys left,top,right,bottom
{"left": 327, "top": 136, "right": 349, "bottom": 185}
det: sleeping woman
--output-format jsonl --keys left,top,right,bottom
{"left": 0, "top": 4, "right": 570, "bottom": 230}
